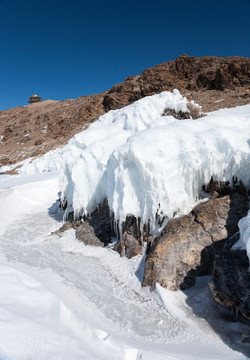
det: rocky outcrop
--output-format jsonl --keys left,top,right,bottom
{"left": 210, "top": 248, "right": 250, "bottom": 322}
{"left": 113, "top": 216, "right": 153, "bottom": 259}
{"left": 76, "top": 222, "right": 105, "bottom": 247}
{"left": 75, "top": 200, "right": 112, "bottom": 247}
{"left": 1, "top": 55, "right": 250, "bottom": 168}
{"left": 142, "top": 192, "right": 249, "bottom": 291}
{"left": 54, "top": 200, "right": 112, "bottom": 247}
{"left": 113, "top": 216, "right": 143, "bottom": 258}
{"left": 104, "top": 55, "right": 250, "bottom": 112}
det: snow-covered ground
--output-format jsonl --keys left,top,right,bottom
{"left": 0, "top": 91, "right": 250, "bottom": 359}
{"left": 0, "top": 172, "right": 249, "bottom": 359}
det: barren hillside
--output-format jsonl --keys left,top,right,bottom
{"left": 1, "top": 54, "right": 249, "bottom": 167}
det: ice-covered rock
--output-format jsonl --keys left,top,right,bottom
{"left": 59, "top": 91, "right": 250, "bottom": 237}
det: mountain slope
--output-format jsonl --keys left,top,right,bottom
{"left": 0, "top": 55, "right": 249, "bottom": 167}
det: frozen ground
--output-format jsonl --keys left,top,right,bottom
{"left": 0, "top": 172, "right": 249, "bottom": 359}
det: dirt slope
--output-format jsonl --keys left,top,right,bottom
{"left": 1, "top": 54, "right": 249, "bottom": 167}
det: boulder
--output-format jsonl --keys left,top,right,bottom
{"left": 142, "top": 192, "right": 249, "bottom": 290}
{"left": 55, "top": 199, "right": 112, "bottom": 247}
{"left": 114, "top": 216, "right": 151, "bottom": 259}
{"left": 76, "top": 200, "right": 112, "bottom": 247}
{"left": 210, "top": 248, "right": 250, "bottom": 322}
{"left": 76, "top": 222, "right": 104, "bottom": 247}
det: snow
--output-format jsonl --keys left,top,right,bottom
{"left": 0, "top": 173, "right": 249, "bottom": 359}
{"left": 0, "top": 171, "right": 58, "bottom": 236}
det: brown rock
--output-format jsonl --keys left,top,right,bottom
{"left": 142, "top": 193, "right": 249, "bottom": 291}
{"left": 76, "top": 222, "right": 104, "bottom": 247}
{"left": 114, "top": 216, "right": 144, "bottom": 258}
{"left": 142, "top": 213, "right": 211, "bottom": 290}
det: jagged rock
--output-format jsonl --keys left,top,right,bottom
{"left": 76, "top": 222, "right": 104, "bottom": 247}
{"left": 51, "top": 219, "right": 105, "bottom": 247}
{"left": 143, "top": 213, "right": 211, "bottom": 290}
{"left": 55, "top": 200, "right": 112, "bottom": 247}
{"left": 114, "top": 232, "right": 142, "bottom": 259}
{"left": 84, "top": 200, "right": 112, "bottom": 246}
{"left": 210, "top": 249, "right": 250, "bottom": 322}
{"left": 142, "top": 192, "right": 249, "bottom": 291}
{"left": 76, "top": 200, "right": 111, "bottom": 246}
{"left": 203, "top": 176, "right": 246, "bottom": 196}
{"left": 51, "top": 221, "right": 76, "bottom": 235}
{"left": 162, "top": 108, "right": 191, "bottom": 120}
{"left": 114, "top": 216, "right": 150, "bottom": 259}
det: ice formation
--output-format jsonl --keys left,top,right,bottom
{"left": 58, "top": 91, "right": 250, "bottom": 234}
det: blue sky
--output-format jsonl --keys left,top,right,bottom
{"left": 0, "top": 0, "right": 250, "bottom": 110}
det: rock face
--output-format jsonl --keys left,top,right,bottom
{"left": 103, "top": 55, "right": 250, "bottom": 112}
{"left": 76, "top": 222, "right": 104, "bottom": 247}
{"left": 142, "top": 192, "right": 249, "bottom": 291}
{"left": 113, "top": 216, "right": 153, "bottom": 259}
{"left": 76, "top": 200, "right": 111, "bottom": 247}
{"left": 55, "top": 200, "right": 112, "bottom": 247}
{"left": 113, "top": 216, "right": 143, "bottom": 258}
{"left": 210, "top": 248, "right": 250, "bottom": 322}
{"left": 1, "top": 55, "right": 250, "bottom": 168}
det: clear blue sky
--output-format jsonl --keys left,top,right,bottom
{"left": 0, "top": 0, "right": 250, "bottom": 110}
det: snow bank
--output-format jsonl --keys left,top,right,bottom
{"left": 19, "top": 148, "right": 64, "bottom": 175}
{"left": 0, "top": 262, "right": 144, "bottom": 360}
{"left": 0, "top": 172, "right": 59, "bottom": 236}
{"left": 58, "top": 91, "right": 250, "bottom": 234}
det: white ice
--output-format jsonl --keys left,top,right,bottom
{"left": 54, "top": 91, "right": 250, "bottom": 235}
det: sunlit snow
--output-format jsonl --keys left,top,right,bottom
{"left": 58, "top": 91, "right": 250, "bottom": 234}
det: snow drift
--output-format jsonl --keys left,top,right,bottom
{"left": 58, "top": 91, "right": 250, "bottom": 235}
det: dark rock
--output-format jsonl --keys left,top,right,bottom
{"left": 162, "top": 108, "right": 191, "bottom": 120}
{"left": 203, "top": 176, "right": 247, "bottom": 197}
{"left": 76, "top": 222, "right": 104, "bottom": 247}
{"left": 86, "top": 200, "right": 112, "bottom": 246}
{"left": 114, "top": 216, "right": 150, "bottom": 259}
{"left": 55, "top": 199, "right": 112, "bottom": 247}
{"left": 210, "top": 249, "right": 250, "bottom": 322}
{"left": 76, "top": 200, "right": 112, "bottom": 246}
{"left": 143, "top": 192, "right": 249, "bottom": 291}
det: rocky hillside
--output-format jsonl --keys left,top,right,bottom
{"left": 0, "top": 54, "right": 250, "bottom": 167}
